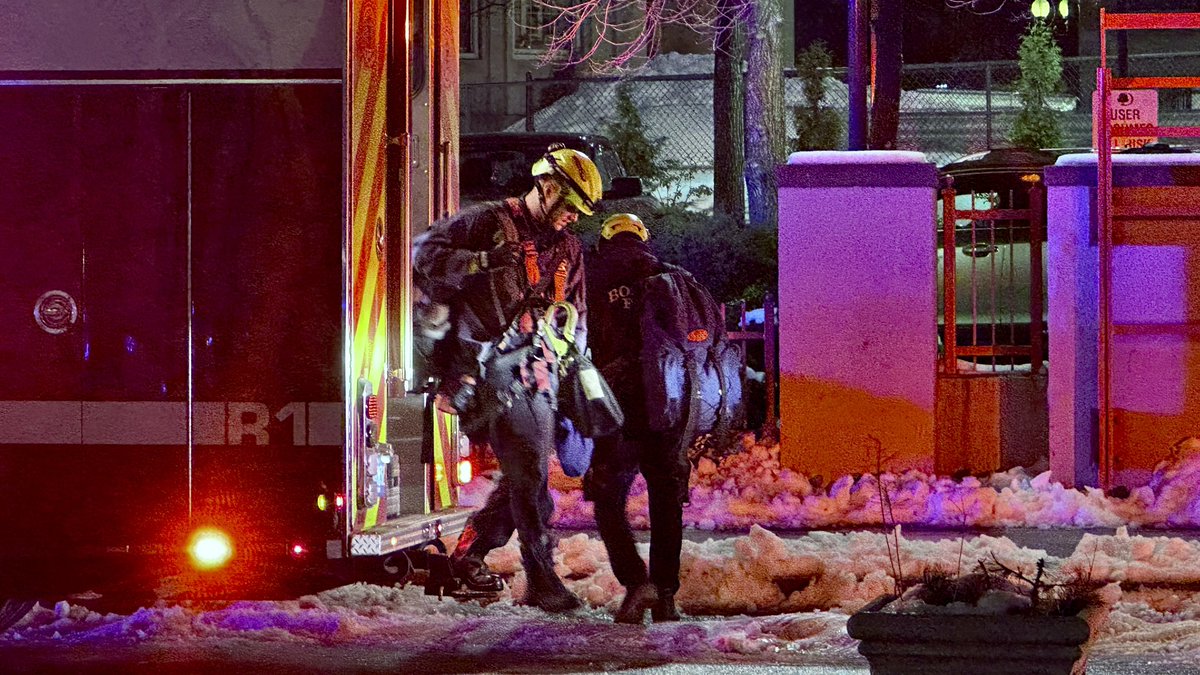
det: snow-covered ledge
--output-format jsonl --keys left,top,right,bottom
{"left": 776, "top": 151, "right": 939, "bottom": 478}
{"left": 1045, "top": 153, "right": 1200, "bottom": 489}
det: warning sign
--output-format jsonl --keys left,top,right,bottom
{"left": 1093, "top": 89, "right": 1159, "bottom": 150}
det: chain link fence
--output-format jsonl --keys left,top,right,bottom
{"left": 461, "top": 52, "right": 1200, "bottom": 170}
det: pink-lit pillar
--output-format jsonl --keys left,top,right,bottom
{"left": 776, "top": 152, "right": 939, "bottom": 479}
{"left": 1046, "top": 154, "right": 1200, "bottom": 489}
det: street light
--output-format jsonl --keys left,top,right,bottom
{"left": 1059, "top": 0, "right": 1069, "bottom": 18}
{"left": 1031, "top": 0, "right": 1051, "bottom": 19}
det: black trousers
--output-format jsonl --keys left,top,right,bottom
{"left": 457, "top": 390, "right": 565, "bottom": 592}
{"left": 589, "top": 428, "right": 689, "bottom": 595}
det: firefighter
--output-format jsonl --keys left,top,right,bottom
{"left": 413, "top": 147, "right": 602, "bottom": 612}
{"left": 585, "top": 213, "right": 689, "bottom": 624}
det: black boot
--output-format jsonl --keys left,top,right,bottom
{"left": 651, "top": 588, "right": 680, "bottom": 622}
{"left": 614, "top": 582, "right": 658, "bottom": 625}
{"left": 521, "top": 571, "right": 582, "bottom": 613}
{"left": 452, "top": 555, "right": 504, "bottom": 594}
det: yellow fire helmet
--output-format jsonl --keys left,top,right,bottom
{"left": 531, "top": 148, "right": 603, "bottom": 216}
{"left": 600, "top": 213, "right": 649, "bottom": 242}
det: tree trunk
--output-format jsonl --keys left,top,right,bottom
{"left": 713, "top": 0, "right": 745, "bottom": 221}
{"left": 868, "top": 0, "right": 903, "bottom": 150}
{"left": 744, "top": 0, "right": 785, "bottom": 229}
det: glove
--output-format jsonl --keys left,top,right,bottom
{"left": 478, "top": 241, "right": 522, "bottom": 270}
{"left": 450, "top": 378, "right": 477, "bottom": 414}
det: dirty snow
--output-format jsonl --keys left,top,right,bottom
{"left": 548, "top": 434, "right": 1200, "bottom": 531}
{"left": 9, "top": 437, "right": 1200, "bottom": 664}
{"left": 8, "top": 525, "right": 1200, "bottom": 663}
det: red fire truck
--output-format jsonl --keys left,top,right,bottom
{"left": 0, "top": 0, "right": 468, "bottom": 629}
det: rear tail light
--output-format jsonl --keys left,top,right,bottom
{"left": 456, "top": 459, "right": 473, "bottom": 485}
{"left": 290, "top": 542, "right": 307, "bottom": 558}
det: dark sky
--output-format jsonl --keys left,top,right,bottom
{"left": 795, "top": 0, "right": 1074, "bottom": 66}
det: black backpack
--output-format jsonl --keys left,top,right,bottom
{"left": 638, "top": 265, "right": 744, "bottom": 442}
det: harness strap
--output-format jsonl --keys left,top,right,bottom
{"left": 501, "top": 197, "right": 569, "bottom": 303}
{"left": 501, "top": 198, "right": 540, "bottom": 289}
{"left": 554, "top": 260, "right": 568, "bottom": 303}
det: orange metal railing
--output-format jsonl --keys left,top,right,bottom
{"left": 939, "top": 177, "right": 1045, "bottom": 376}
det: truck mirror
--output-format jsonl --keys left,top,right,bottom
{"left": 605, "top": 176, "right": 643, "bottom": 200}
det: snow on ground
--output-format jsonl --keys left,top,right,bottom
{"left": 7, "top": 526, "right": 1200, "bottom": 662}
{"left": 8, "top": 438, "right": 1200, "bottom": 663}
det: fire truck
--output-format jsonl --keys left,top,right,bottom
{"left": 0, "top": 0, "right": 467, "bottom": 629}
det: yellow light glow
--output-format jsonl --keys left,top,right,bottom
{"left": 1058, "top": 0, "right": 1068, "bottom": 18}
{"left": 316, "top": 494, "right": 329, "bottom": 511}
{"left": 457, "top": 459, "right": 473, "bottom": 485}
{"left": 188, "top": 528, "right": 234, "bottom": 570}
{"left": 1031, "top": 0, "right": 1050, "bottom": 19}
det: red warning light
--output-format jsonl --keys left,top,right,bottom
{"left": 290, "top": 543, "right": 306, "bottom": 557}
{"left": 335, "top": 494, "right": 345, "bottom": 510}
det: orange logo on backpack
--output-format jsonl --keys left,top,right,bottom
{"left": 687, "top": 329, "right": 709, "bottom": 342}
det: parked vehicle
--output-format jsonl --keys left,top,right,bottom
{"left": 459, "top": 132, "right": 650, "bottom": 212}
{"left": 0, "top": 0, "right": 469, "bottom": 631}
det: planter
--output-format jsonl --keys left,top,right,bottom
{"left": 846, "top": 595, "right": 1108, "bottom": 675}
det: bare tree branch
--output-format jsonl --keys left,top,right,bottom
{"left": 522, "top": 0, "right": 750, "bottom": 72}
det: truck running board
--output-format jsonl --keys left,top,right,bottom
{"left": 349, "top": 506, "right": 474, "bottom": 556}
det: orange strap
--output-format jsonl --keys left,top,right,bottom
{"left": 554, "top": 260, "right": 568, "bottom": 303}
{"left": 500, "top": 198, "right": 567, "bottom": 302}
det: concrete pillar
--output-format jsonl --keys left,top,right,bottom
{"left": 1046, "top": 154, "right": 1200, "bottom": 488}
{"left": 777, "top": 151, "right": 939, "bottom": 479}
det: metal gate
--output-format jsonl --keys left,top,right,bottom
{"left": 939, "top": 176, "right": 1045, "bottom": 375}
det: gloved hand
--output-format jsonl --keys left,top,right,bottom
{"left": 450, "top": 378, "right": 477, "bottom": 414}
{"left": 478, "top": 241, "right": 522, "bottom": 270}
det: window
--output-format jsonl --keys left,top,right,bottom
{"left": 460, "top": 0, "right": 480, "bottom": 59}
{"left": 511, "top": 0, "right": 565, "bottom": 58}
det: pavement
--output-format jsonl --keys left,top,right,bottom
{"left": 570, "top": 525, "right": 1200, "bottom": 560}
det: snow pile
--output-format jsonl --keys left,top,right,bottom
{"left": 544, "top": 435, "right": 1200, "bottom": 530}
{"left": 9, "top": 527, "right": 1200, "bottom": 661}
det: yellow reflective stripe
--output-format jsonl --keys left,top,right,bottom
{"left": 433, "top": 409, "right": 454, "bottom": 508}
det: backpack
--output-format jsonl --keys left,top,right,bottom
{"left": 638, "top": 265, "right": 744, "bottom": 442}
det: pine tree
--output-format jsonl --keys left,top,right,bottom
{"left": 1010, "top": 20, "right": 1063, "bottom": 150}
{"left": 792, "top": 41, "right": 842, "bottom": 151}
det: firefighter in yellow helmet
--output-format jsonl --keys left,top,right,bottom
{"left": 586, "top": 212, "right": 691, "bottom": 623}
{"left": 599, "top": 212, "right": 649, "bottom": 242}
{"left": 412, "top": 146, "right": 602, "bottom": 613}
{"left": 530, "top": 147, "right": 604, "bottom": 221}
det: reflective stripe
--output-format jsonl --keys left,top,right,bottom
{"left": 0, "top": 401, "right": 83, "bottom": 444}
{"left": 0, "top": 401, "right": 343, "bottom": 445}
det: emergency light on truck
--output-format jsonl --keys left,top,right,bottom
{"left": 188, "top": 528, "right": 234, "bottom": 571}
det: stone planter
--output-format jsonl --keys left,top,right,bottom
{"left": 846, "top": 595, "right": 1108, "bottom": 675}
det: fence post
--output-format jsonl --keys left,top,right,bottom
{"left": 525, "top": 72, "right": 534, "bottom": 132}
{"left": 1027, "top": 175, "right": 1045, "bottom": 376}
{"left": 763, "top": 292, "right": 777, "bottom": 430}
{"left": 985, "top": 63, "right": 993, "bottom": 149}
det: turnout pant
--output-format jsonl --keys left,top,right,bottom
{"left": 589, "top": 429, "right": 689, "bottom": 594}
{"left": 455, "top": 390, "right": 564, "bottom": 592}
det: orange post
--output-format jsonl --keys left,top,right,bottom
{"left": 940, "top": 180, "right": 958, "bottom": 374}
